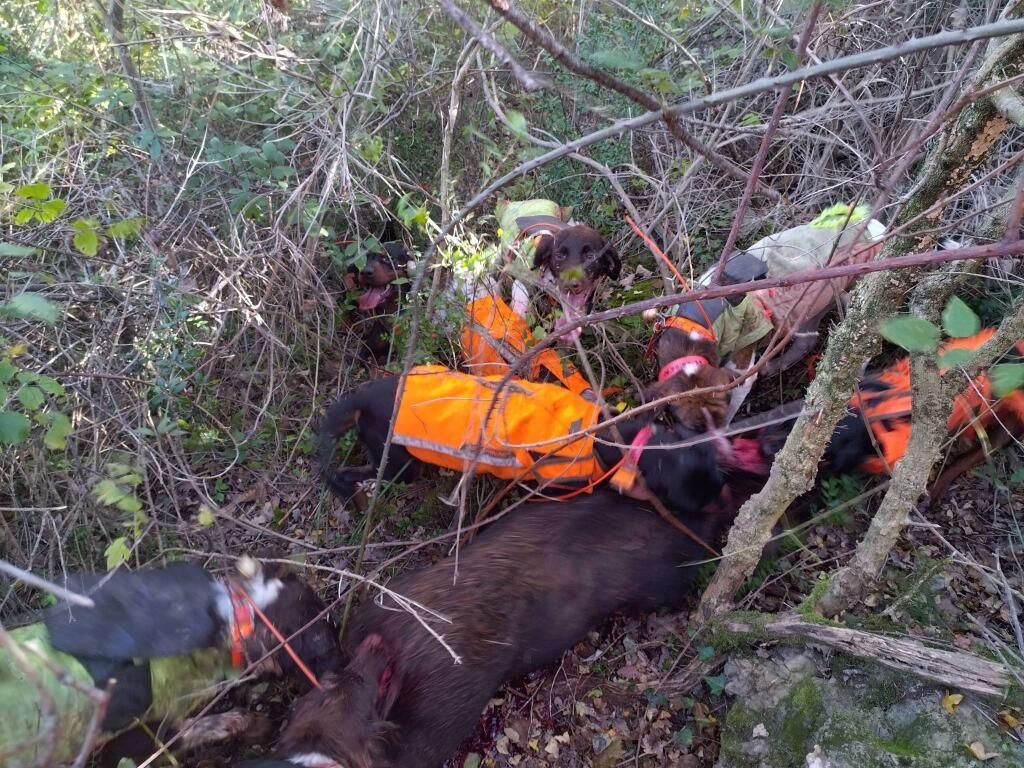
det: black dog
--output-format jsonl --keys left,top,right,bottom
{"left": 318, "top": 370, "right": 726, "bottom": 519}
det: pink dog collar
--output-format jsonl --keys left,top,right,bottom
{"left": 658, "top": 355, "right": 709, "bottom": 382}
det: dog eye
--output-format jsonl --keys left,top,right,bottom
{"left": 554, "top": 250, "right": 567, "bottom": 262}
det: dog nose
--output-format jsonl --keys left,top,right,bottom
{"left": 361, "top": 266, "right": 376, "bottom": 277}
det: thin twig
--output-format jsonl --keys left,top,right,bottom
{"left": 487, "top": 0, "right": 780, "bottom": 200}
{"left": 438, "top": 0, "right": 542, "bottom": 91}
{"left": 712, "top": 1, "right": 823, "bottom": 284}
{"left": 0, "top": 559, "right": 95, "bottom": 608}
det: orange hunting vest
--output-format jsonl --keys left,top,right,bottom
{"left": 461, "top": 296, "right": 594, "bottom": 398}
{"left": 393, "top": 365, "right": 603, "bottom": 487}
{"left": 854, "top": 329, "right": 1024, "bottom": 474}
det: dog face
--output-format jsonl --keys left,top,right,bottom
{"left": 349, "top": 243, "right": 410, "bottom": 312}
{"left": 532, "top": 226, "right": 620, "bottom": 342}
{"left": 645, "top": 365, "right": 735, "bottom": 432}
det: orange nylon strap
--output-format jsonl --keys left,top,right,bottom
{"left": 663, "top": 315, "right": 717, "bottom": 342}
{"left": 227, "top": 581, "right": 255, "bottom": 669}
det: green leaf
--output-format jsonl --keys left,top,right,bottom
{"left": 43, "top": 412, "right": 72, "bottom": 450}
{"left": 104, "top": 536, "right": 131, "bottom": 570}
{"left": 703, "top": 672, "right": 728, "bottom": 696}
{"left": 16, "top": 385, "right": 44, "bottom": 411}
{"left": 697, "top": 645, "right": 715, "bottom": 661}
{"left": 35, "top": 375, "right": 64, "bottom": 397}
{"left": 116, "top": 494, "right": 142, "bottom": 514}
{"left": 15, "top": 182, "right": 51, "bottom": 200}
{"left": 0, "top": 242, "right": 36, "bottom": 256}
{"left": 0, "top": 360, "right": 15, "bottom": 382}
{"left": 941, "top": 296, "right": 980, "bottom": 338}
{"left": 2, "top": 293, "right": 59, "bottom": 324}
{"left": 93, "top": 479, "right": 129, "bottom": 506}
{"left": 107, "top": 217, "right": 144, "bottom": 238}
{"left": 780, "top": 47, "right": 799, "bottom": 70}
{"left": 13, "top": 208, "right": 34, "bottom": 225}
{"left": 73, "top": 228, "right": 99, "bottom": 256}
{"left": 0, "top": 384, "right": 7, "bottom": 403}
{"left": 674, "top": 726, "right": 695, "bottom": 747}
{"left": 0, "top": 411, "right": 31, "bottom": 444}
{"left": 506, "top": 109, "right": 528, "bottom": 137}
{"left": 37, "top": 198, "right": 66, "bottom": 222}
{"left": 197, "top": 505, "right": 215, "bottom": 527}
{"left": 589, "top": 49, "right": 644, "bottom": 70}
{"left": 879, "top": 316, "right": 941, "bottom": 353}
{"left": 991, "top": 363, "right": 1024, "bottom": 398}
{"left": 938, "top": 347, "right": 973, "bottom": 371}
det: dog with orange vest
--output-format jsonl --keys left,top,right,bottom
{"left": 317, "top": 365, "right": 743, "bottom": 519}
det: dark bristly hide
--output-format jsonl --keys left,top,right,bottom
{"left": 256, "top": 489, "right": 748, "bottom": 768}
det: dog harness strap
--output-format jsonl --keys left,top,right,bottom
{"left": 663, "top": 315, "right": 717, "bottom": 342}
{"left": 658, "top": 355, "right": 710, "bottom": 382}
{"left": 610, "top": 425, "right": 654, "bottom": 492}
{"left": 227, "top": 581, "right": 255, "bottom": 668}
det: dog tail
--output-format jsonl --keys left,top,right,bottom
{"left": 317, "top": 388, "right": 370, "bottom": 497}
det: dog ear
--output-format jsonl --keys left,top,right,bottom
{"left": 531, "top": 234, "right": 554, "bottom": 271}
{"left": 600, "top": 243, "right": 622, "bottom": 280}
{"left": 383, "top": 242, "right": 410, "bottom": 269}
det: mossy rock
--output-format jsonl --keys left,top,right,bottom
{"left": 717, "top": 647, "right": 1023, "bottom": 768}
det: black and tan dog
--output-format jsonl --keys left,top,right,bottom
{"left": 318, "top": 365, "right": 731, "bottom": 518}
{"left": 344, "top": 241, "right": 411, "bottom": 361}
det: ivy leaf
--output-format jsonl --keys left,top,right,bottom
{"left": 17, "top": 385, "right": 44, "bottom": 411}
{"left": 104, "top": 536, "right": 132, "bottom": 571}
{"left": 15, "top": 182, "right": 51, "bottom": 200}
{"left": 674, "top": 726, "right": 695, "bottom": 747}
{"left": 43, "top": 412, "right": 72, "bottom": 450}
{"left": 0, "top": 360, "right": 15, "bottom": 383}
{"left": 941, "top": 297, "right": 980, "bottom": 338}
{"left": 698, "top": 645, "right": 715, "bottom": 661}
{"left": 0, "top": 242, "right": 36, "bottom": 256}
{"left": 879, "top": 316, "right": 941, "bottom": 353}
{"left": 991, "top": 363, "right": 1024, "bottom": 398}
{"left": 703, "top": 673, "right": 728, "bottom": 696}
{"left": 73, "top": 227, "right": 99, "bottom": 256}
{"left": 938, "top": 347, "right": 973, "bottom": 371}
{"left": 2, "top": 293, "right": 60, "bottom": 324}
{"left": 0, "top": 411, "right": 31, "bottom": 444}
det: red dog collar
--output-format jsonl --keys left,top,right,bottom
{"left": 610, "top": 425, "right": 654, "bottom": 492}
{"left": 658, "top": 355, "right": 709, "bottom": 382}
